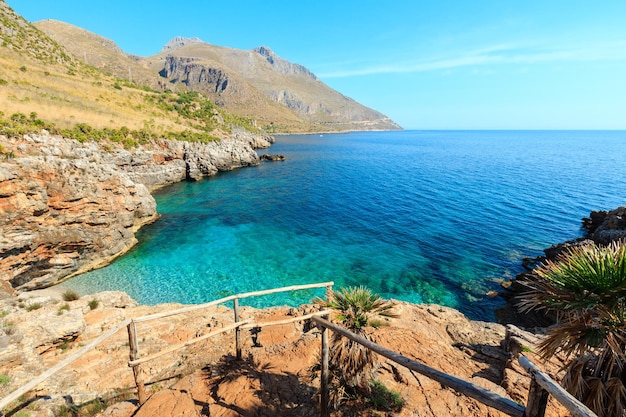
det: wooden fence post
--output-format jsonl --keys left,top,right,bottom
{"left": 320, "top": 320, "right": 330, "bottom": 417}
{"left": 524, "top": 375, "right": 549, "bottom": 417}
{"left": 127, "top": 320, "right": 147, "bottom": 405}
{"left": 234, "top": 298, "right": 242, "bottom": 360}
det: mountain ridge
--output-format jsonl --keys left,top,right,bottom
{"left": 31, "top": 20, "right": 401, "bottom": 132}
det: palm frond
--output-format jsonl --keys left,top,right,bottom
{"left": 583, "top": 377, "right": 607, "bottom": 417}
{"left": 561, "top": 357, "right": 588, "bottom": 399}
{"left": 605, "top": 378, "right": 626, "bottom": 417}
{"left": 517, "top": 240, "right": 626, "bottom": 417}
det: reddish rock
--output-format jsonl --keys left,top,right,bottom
{"left": 134, "top": 389, "right": 200, "bottom": 417}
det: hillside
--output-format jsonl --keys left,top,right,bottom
{"left": 144, "top": 40, "right": 401, "bottom": 132}
{"left": 27, "top": 15, "right": 399, "bottom": 132}
{"left": 34, "top": 19, "right": 163, "bottom": 91}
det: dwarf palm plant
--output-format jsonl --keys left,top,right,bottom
{"left": 315, "top": 286, "right": 397, "bottom": 403}
{"left": 518, "top": 241, "right": 626, "bottom": 417}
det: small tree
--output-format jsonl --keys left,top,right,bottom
{"left": 315, "top": 286, "right": 397, "bottom": 407}
{"left": 518, "top": 241, "right": 626, "bottom": 417}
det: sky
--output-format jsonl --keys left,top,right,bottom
{"left": 8, "top": 0, "right": 626, "bottom": 129}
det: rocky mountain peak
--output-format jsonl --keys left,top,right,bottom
{"left": 252, "top": 46, "right": 316, "bottom": 80}
{"left": 161, "top": 36, "right": 205, "bottom": 52}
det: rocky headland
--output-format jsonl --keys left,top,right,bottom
{"left": 0, "top": 129, "right": 273, "bottom": 293}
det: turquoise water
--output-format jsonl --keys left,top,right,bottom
{"left": 62, "top": 131, "right": 626, "bottom": 320}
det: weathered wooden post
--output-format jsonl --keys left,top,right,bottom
{"left": 524, "top": 375, "right": 549, "bottom": 417}
{"left": 127, "top": 320, "right": 147, "bottom": 405}
{"left": 320, "top": 317, "right": 330, "bottom": 417}
{"left": 234, "top": 297, "right": 242, "bottom": 360}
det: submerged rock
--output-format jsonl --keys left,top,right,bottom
{"left": 260, "top": 153, "right": 286, "bottom": 161}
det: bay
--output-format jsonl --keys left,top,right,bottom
{"left": 62, "top": 130, "right": 626, "bottom": 321}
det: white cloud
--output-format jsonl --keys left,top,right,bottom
{"left": 318, "top": 40, "right": 626, "bottom": 78}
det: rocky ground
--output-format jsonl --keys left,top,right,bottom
{"left": 0, "top": 289, "right": 571, "bottom": 417}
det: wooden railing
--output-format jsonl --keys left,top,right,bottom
{"left": 311, "top": 316, "right": 598, "bottom": 417}
{"left": 1, "top": 282, "right": 600, "bottom": 417}
{"left": 0, "top": 281, "right": 333, "bottom": 413}
{"left": 126, "top": 281, "right": 334, "bottom": 404}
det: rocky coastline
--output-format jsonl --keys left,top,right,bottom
{"left": 0, "top": 128, "right": 273, "bottom": 294}
{"left": 499, "top": 205, "right": 626, "bottom": 326}
{"left": 1, "top": 128, "right": 624, "bottom": 416}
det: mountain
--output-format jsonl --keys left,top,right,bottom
{"left": 143, "top": 41, "right": 401, "bottom": 132}
{"left": 34, "top": 19, "right": 164, "bottom": 91}
{"left": 30, "top": 19, "right": 400, "bottom": 132}
{"left": 0, "top": 3, "right": 257, "bottom": 138}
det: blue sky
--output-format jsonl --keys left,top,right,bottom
{"left": 9, "top": 1, "right": 626, "bottom": 129}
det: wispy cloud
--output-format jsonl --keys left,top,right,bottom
{"left": 318, "top": 40, "right": 626, "bottom": 78}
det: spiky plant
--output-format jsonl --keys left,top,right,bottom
{"left": 518, "top": 241, "right": 626, "bottom": 417}
{"left": 315, "top": 286, "right": 397, "bottom": 405}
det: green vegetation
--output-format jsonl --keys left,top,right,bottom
{"left": 26, "top": 302, "right": 42, "bottom": 311}
{"left": 87, "top": 299, "right": 99, "bottom": 310}
{"left": 58, "top": 339, "right": 73, "bottom": 353}
{"left": 314, "top": 286, "right": 397, "bottom": 409}
{"left": 2, "top": 320, "right": 15, "bottom": 335}
{"left": 368, "top": 380, "right": 404, "bottom": 412}
{"left": 62, "top": 290, "right": 80, "bottom": 302}
{"left": 55, "top": 390, "right": 133, "bottom": 417}
{"left": 0, "top": 374, "right": 10, "bottom": 386}
{"left": 57, "top": 304, "right": 70, "bottom": 315}
{"left": 519, "top": 241, "right": 626, "bottom": 417}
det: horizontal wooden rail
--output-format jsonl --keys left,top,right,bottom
{"left": 0, "top": 318, "right": 132, "bottom": 412}
{"left": 132, "top": 281, "right": 333, "bottom": 324}
{"left": 240, "top": 309, "right": 333, "bottom": 330}
{"left": 128, "top": 320, "right": 251, "bottom": 367}
{"left": 1, "top": 282, "right": 334, "bottom": 413}
{"left": 233, "top": 282, "right": 334, "bottom": 300}
{"left": 518, "top": 356, "right": 597, "bottom": 417}
{"left": 312, "top": 316, "right": 525, "bottom": 417}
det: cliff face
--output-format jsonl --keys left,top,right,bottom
{"left": 0, "top": 129, "right": 273, "bottom": 291}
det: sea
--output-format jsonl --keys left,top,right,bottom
{"left": 60, "top": 130, "right": 626, "bottom": 321}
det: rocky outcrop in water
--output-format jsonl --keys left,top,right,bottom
{"left": 499, "top": 204, "right": 626, "bottom": 326}
{"left": 0, "top": 128, "right": 273, "bottom": 291}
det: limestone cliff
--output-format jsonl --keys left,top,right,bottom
{"left": 0, "top": 129, "right": 273, "bottom": 291}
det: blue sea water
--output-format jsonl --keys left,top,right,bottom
{"left": 62, "top": 130, "right": 626, "bottom": 321}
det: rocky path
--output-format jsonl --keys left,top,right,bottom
{"left": 1, "top": 290, "right": 570, "bottom": 416}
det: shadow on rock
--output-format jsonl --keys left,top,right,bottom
{"left": 204, "top": 354, "right": 318, "bottom": 417}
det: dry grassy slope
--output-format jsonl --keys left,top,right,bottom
{"left": 0, "top": 2, "right": 223, "bottom": 134}
{"left": 33, "top": 19, "right": 163, "bottom": 91}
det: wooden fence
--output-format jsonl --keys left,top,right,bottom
{"left": 1, "top": 282, "right": 601, "bottom": 417}
{"left": 311, "top": 316, "right": 598, "bottom": 417}
{"left": 0, "top": 281, "right": 333, "bottom": 413}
